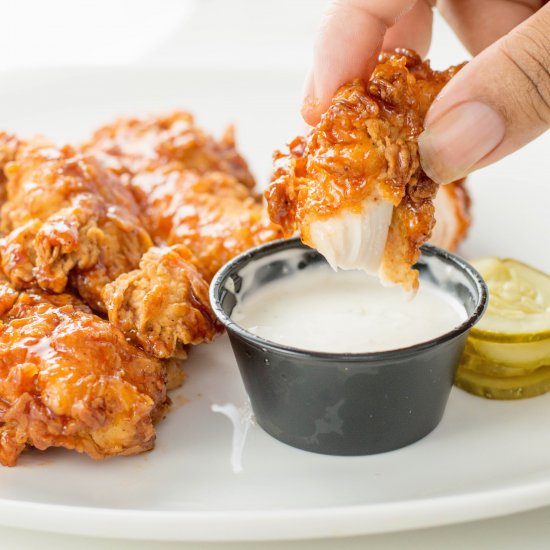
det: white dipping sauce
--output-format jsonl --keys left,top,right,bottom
{"left": 231, "top": 267, "right": 466, "bottom": 353}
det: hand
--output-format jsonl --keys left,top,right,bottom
{"left": 302, "top": 0, "right": 550, "bottom": 184}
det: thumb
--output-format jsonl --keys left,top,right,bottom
{"left": 419, "top": 4, "right": 550, "bottom": 184}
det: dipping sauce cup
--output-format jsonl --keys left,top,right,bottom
{"left": 210, "top": 238, "right": 488, "bottom": 455}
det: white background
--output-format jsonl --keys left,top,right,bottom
{"left": 0, "top": 1, "right": 549, "bottom": 548}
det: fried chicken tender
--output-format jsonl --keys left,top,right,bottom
{"left": 125, "top": 166, "right": 282, "bottom": 283}
{"left": 167, "top": 191, "right": 282, "bottom": 282}
{"left": 266, "top": 49, "right": 464, "bottom": 291}
{"left": 84, "top": 111, "right": 256, "bottom": 188}
{"left": 0, "top": 279, "right": 167, "bottom": 466}
{"left": 102, "top": 168, "right": 278, "bottom": 355}
{"left": 430, "top": 178, "right": 471, "bottom": 251}
{"left": 0, "top": 133, "right": 23, "bottom": 207}
{"left": 102, "top": 245, "right": 221, "bottom": 359}
{"left": 0, "top": 143, "right": 152, "bottom": 311}
{"left": 85, "top": 113, "right": 282, "bottom": 354}
{"left": 86, "top": 112, "right": 283, "bottom": 281}
{"left": 130, "top": 167, "right": 253, "bottom": 244}
{"left": 0, "top": 111, "right": 283, "bottom": 467}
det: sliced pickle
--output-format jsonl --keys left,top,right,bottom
{"left": 459, "top": 342, "right": 543, "bottom": 377}
{"left": 468, "top": 337, "right": 550, "bottom": 370}
{"left": 455, "top": 257, "right": 550, "bottom": 400}
{"left": 455, "top": 364, "right": 550, "bottom": 400}
{"left": 471, "top": 258, "right": 550, "bottom": 341}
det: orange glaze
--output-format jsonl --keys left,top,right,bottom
{"left": 0, "top": 110, "right": 285, "bottom": 467}
{"left": 123, "top": 165, "right": 282, "bottom": 282}
{"left": 0, "top": 143, "right": 152, "bottom": 311}
{"left": 102, "top": 244, "right": 222, "bottom": 359}
{"left": 0, "top": 282, "right": 167, "bottom": 466}
{"left": 266, "top": 49, "right": 465, "bottom": 289}
{"left": 83, "top": 111, "right": 256, "bottom": 188}
{"left": 84, "top": 111, "right": 283, "bottom": 283}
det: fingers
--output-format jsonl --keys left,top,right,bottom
{"left": 438, "top": 0, "right": 541, "bottom": 54}
{"left": 302, "top": 0, "right": 418, "bottom": 125}
{"left": 382, "top": 0, "right": 434, "bottom": 57}
{"left": 418, "top": 4, "right": 550, "bottom": 184}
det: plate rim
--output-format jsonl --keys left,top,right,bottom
{"left": 1, "top": 476, "right": 550, "bottom": 541}
{"left": 0, "top": 64, "right": 549, "bottom": 542}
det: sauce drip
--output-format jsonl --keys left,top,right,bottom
{"left": 211, "top": 402, "right": 253, "bottom": 473}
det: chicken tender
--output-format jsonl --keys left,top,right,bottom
{"left": 130, "top": 167, "right": 253, "bottom": 244}
{"left": 267, "top": 49, "right": 464, "bottom": 291}
{"left": 0, "top": 143, "right": 152, "bottom": 311}
{"left": 87, "top": 114, "right": 282, "bottom": 353}
{"left": 84, "top": 111, "right": 255, "bottom": 188}
{"left": 85, "top": 112, "right": 282, "bottom": 281}
{"left": 128, "top": 165, "right": 282, "bottom": 281}
{"left": 430, "top": 178, "right": 471, "bottom": 251}
{"left": 166, "top": 190, "right": 282, "bottom": 281}
{"left": 0, "top": 280, "right": 167, "bottom": 467}
{"left": 103, "top": 245, "right": 221, "bottom": 359}
{"left": 94, "top": 153, "right": 282, "bottom": 282}
{"left": 0, "top": 132, "right": 24, "bottom": 207}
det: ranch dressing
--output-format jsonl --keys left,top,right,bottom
{"left": 231, "top": 267, "right": 466, "bottom": 353}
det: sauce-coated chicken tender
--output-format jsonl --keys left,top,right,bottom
{"left": 85, "top": 112, "right": 283, "bottom": 282}
{"left": 430, "top": 179, "right": 471, "bottom": 251}
{"left": 130, "top": 167, "right": 254, "bottom": 245}
{"left": 0, "top": 280, "right": 167, "bottom": 467}
{"left": 267, "top": 49, "right": 464, "bottom": 291}
{"left": 86, "top": 113, "right": 282, "bottom": 356}
{"left": 85, "top": 111, "right": 256, "bottom": 188}
{"left": 0, "top": 144, "right": 152, "bottom": 311}
{"left": 129, "top": 168, "right": 282, "bottom": 281}
{"left": 103, "top": 245, "right": 221, "bottom": 359}
{"left": 0, "top": 132, "right": 22, "bottom": 207}
{"left": 166, "top": 190, "right": 282, "bottom": 282}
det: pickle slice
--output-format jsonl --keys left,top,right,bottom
{"left": 468, "top": 337, "right": 550, "bottom": 370}
{"left": 455, "top": 257, "right": 550, "bottom": 400}
{"left": 459, "top": 342, "right": 544, "bottom": 377}
{"left": 470, "top": 258, "right": 550, "bottom": 341}
{"left": 455, "top": 364, "right": 550, "bottom": 400}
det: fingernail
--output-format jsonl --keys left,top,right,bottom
{"left": 301, "top": 71, "right": 320, "bottom": 124}
{"left": 419, "top": 101, "right": 505, "bottom": 184}
{"left": 301, "top": 95, "right": 320, "bottom": 121}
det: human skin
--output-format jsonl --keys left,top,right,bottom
{"left": 302, "top": 0, "right": 550, "bottom": 184}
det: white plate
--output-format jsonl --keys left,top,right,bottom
{"left": 0, "top": 67, "right": 549, "bottom": 542}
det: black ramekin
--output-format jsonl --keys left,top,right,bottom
{"left": 210, "top": 238, "right": 487, "bottom": 456}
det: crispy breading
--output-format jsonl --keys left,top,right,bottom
{"left": 267, "top": 49, "right": 464, "bottom": 290}
{"left": 0, "top": 280, "right": 167, "bottom": 467}
{"left": 84, "top": 111, "right": 256, "bottom": 188}
{"left": 0, "top": 143, "right": 152, "bottom": 311}
{"left": 86, "top": 113, "right": 283, "bottom": 282}
{"left": 430, "top": 178, "right": 471, "bottom": 251}
{"left": 0, "top": 132, "right": 21, "bottom": 207}
{"left": 103, "top": 245, "right": 221, "bottom": 359}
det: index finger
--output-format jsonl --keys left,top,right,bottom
{"left": 302, "top": 0, "right": 418, "bottom": 125}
